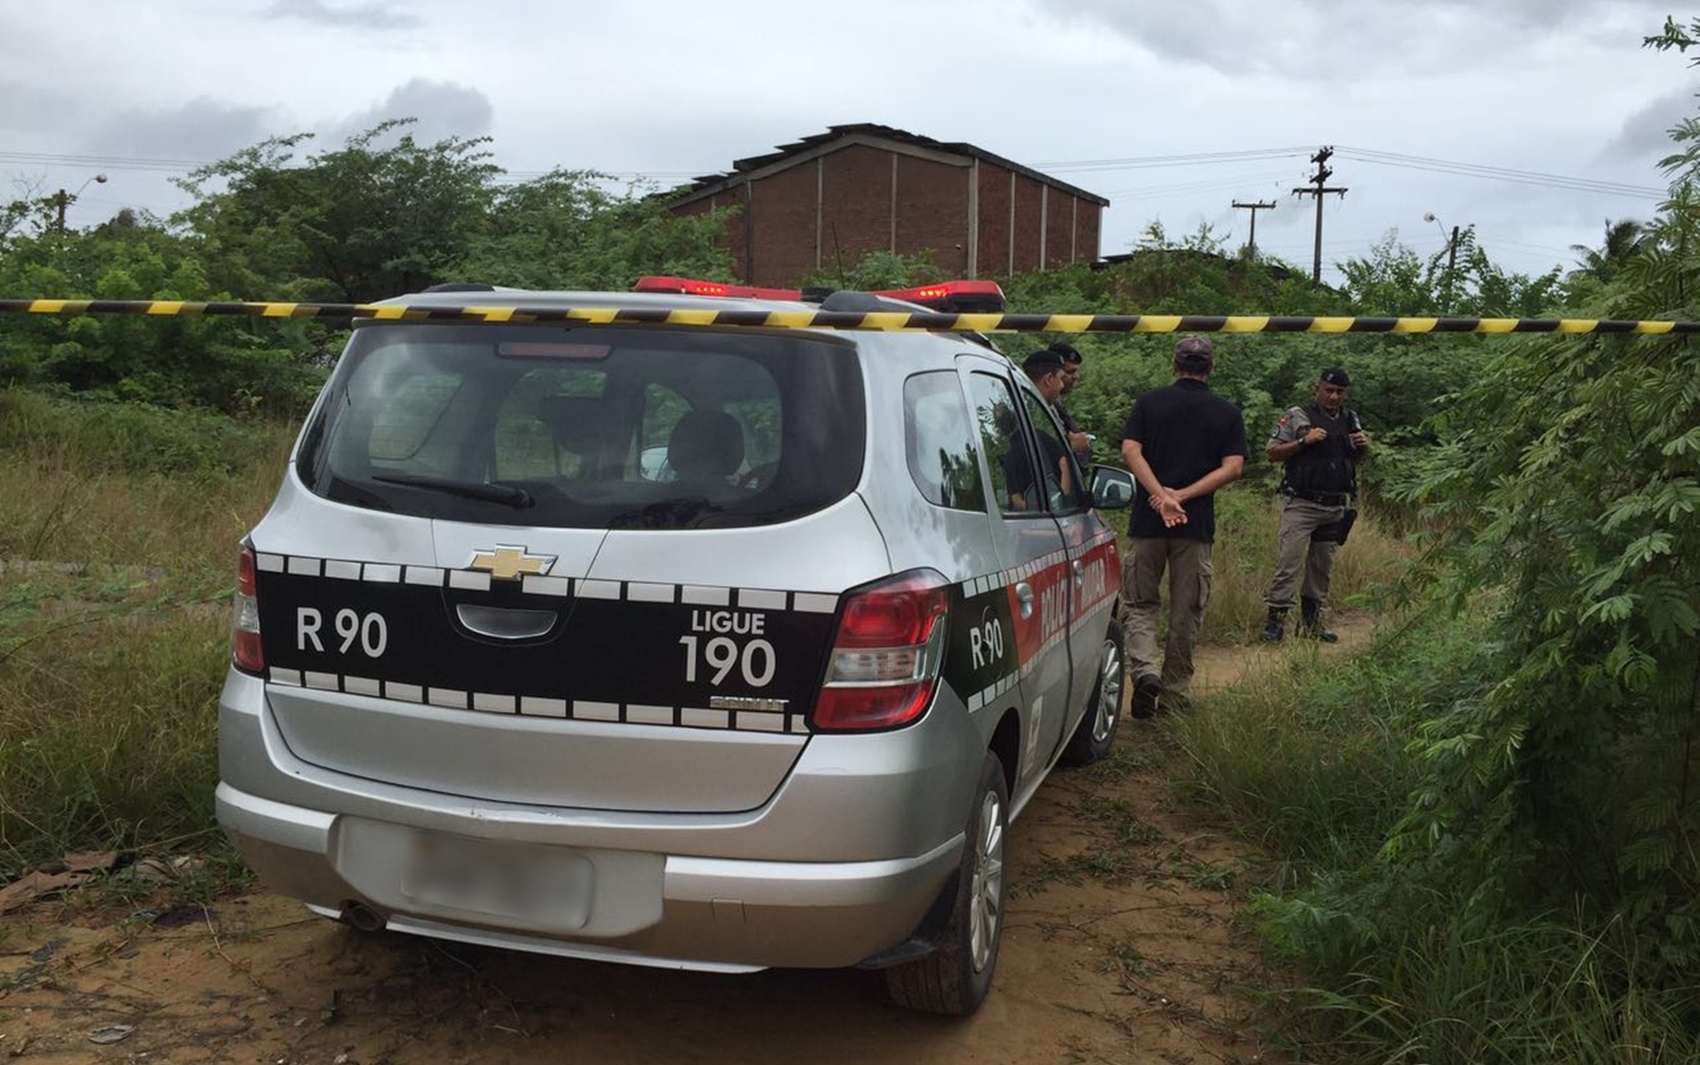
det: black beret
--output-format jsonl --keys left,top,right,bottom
{"left": 1320, "top": 366, "right": 1352, "bottom": 387}
{"left": 1048, "top": 341, "right": 1083, "bottom": 364}
{"left": 1023, "top": 349, "right": 1067, "bottom": 372}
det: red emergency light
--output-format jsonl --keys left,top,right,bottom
{"left": 874, "top": 280, "right": 1006, "bottom": 314}
{"left": 633, "top": 276, "right": 803, "bottom": 300}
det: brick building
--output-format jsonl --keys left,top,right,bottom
{"left": 666, "top": 124, "right": 1109, "bottom": 287}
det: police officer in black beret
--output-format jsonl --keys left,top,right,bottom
{"left": 1260, "top": 367, "right": 1370, "bottom": 642}
{"left": 1048, "top": 342, "right": 1091, "bottom": 462}
{"left": 1010, "top": 348, "right": 1079, "bottom": 509}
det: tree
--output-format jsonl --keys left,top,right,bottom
{"left": 1569, "top": 218, "right": 1648, "bottom": 282}
{"left": 1380, "top": 21, "right": 1700, "bottom": 988}
{"left": 0, "top": 217, "right": 321, "bottom": 413}
{"left": 457, "top": 171, "right": 733, "bottom": 291}
{"left": 174, "top": 120, "right": 501, "bottom": 302}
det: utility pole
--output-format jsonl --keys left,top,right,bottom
{"left": 1291, "top": 146, "right": 1347, "bottom": 284}
{"left": 1231, "top": 199, "right": 1277, "bottom": 259}
{"left": 53, "top": 173, "right": 108, "bottom": 234}
{"left": 1444, "top": 224, "right": 1461, "bottom": 303}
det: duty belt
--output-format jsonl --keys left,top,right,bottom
{"left": 1284, "top": 488, "right": 1352, "bottom": 507}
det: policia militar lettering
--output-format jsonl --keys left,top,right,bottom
{"left": 1259, "top": 366, "right": 1369, "bottom": 643}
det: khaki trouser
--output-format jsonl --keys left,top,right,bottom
{"left": 1122, "top": 537, "right": 1213, "bottom": 696}
{"left": 1264, "top": 496, "right": 1345, "bottom": 609}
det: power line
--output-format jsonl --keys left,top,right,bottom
{"left": 1095, "top": 169, "right": 1295, "bottom": 201}
{"left": 1332, "top": 146, "right": 1662, "bottom": 199}
{"left": 0, "top": 150, "right": 212, "bottom": 173}
{"left": 1039, "top": 144, "right": 1664, "bottom": 200}
{"left": 1035, "top": 147, "right": 1313, "bottom": 173}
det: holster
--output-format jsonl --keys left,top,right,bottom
{"left": 1311, "top": 507, "right": 1358, "bottom": 546}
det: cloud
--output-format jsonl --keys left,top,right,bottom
{"left": 1034, "top": 0, "right": 1672, "bottom": 77}
{"left": 1604, "top": 85, "right": 1700, "bottom": 158}
{"left": 263, "top": 0, "right": 423, "bottom": 29}
{"left": 0, "top": 80, "right": 91, "bottom": 140}
{"left": 82, "top": 98, "right": 282, "bottom": 163}
{"left": 326, "top": 79, "right": 495, "bottom": 146}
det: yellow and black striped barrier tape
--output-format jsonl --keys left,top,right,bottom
{"left": 0, "top": 298, "right": 1695, "bottom": 335}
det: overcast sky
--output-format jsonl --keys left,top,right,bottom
{"left": 3, "top": 0, "right": 1695, "bottom": 288}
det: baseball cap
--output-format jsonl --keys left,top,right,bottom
{"left": 1320, "top": 366, "right": 1352, "bottom": 387}
{"left": 1173, "top": 334, "right": 1214, "bottom": 370}
{"left": 1023, "top": 349, "right": 1067, "bottom": 373}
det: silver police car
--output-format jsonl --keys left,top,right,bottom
{"left": 216, "top": 277, "right": 1135, "bottom": 1015}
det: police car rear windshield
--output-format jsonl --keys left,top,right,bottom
{"left": 296, "top": 323, "right": 866, "bottom": 530}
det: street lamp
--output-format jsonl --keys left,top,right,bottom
{"left": 1424, "top": 212, "right": 1461, "bottom": 312}
{"left": 53, "top": 173, "right": 109, "bottom": 233}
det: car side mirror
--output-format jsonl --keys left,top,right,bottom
{"left": 1089, "top": 465, "right": 1135, "bottom": 510}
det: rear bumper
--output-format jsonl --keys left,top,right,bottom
{"left": 215, "top": 669, "right": 982, "bottom": 970}
{"left": 217, "top": 782, "right": 962, "bottom": 970}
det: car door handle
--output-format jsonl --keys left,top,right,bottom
{"left": 455, "top": 604, "right": 558, "bottom": 640}
{"left": 1015, "top": 582, "right": 1034, "bottom": 619}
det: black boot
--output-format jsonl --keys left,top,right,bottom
{"left": 1131, "top": 673, "right": 1162, "bottom": 719}
{"left": 1300, "top": 597, "right": 1338, "bottom": 643}
{"left": 1259, "top": 607, "right": 1287, "bottom": 643}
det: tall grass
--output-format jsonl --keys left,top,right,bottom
{"left": 1168, "top": 613, "right": 1700, "bottom": 1064}
{"left": 0, "top": 389, "right": 294, "bottom": 577}
{"left": 0, "top": 388, "right": 295, "bottom": 876}
{"left": 0, "top": 611, "right": 229, "bottom": 871}
{"left": 1127, "top": 480, "right": 1412, "bottom": 646}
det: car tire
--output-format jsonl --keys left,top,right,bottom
{"left": 1061, "top": 618, "right": 1124, "bottom": 766}
{"left": 884, "top": 750, "right": 1009, "bottom": 1016}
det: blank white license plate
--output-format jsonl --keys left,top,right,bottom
{"left": 402, "top": 833, "right": 593, "bottom": 929}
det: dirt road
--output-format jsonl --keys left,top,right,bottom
{"left": 1, "top": 620, "right": 1371, "bottom": 1065}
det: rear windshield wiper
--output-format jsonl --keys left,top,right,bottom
{"left": 369, "top": 472, "right": 533, "bottom": 508}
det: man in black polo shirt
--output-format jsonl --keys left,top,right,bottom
{"left": 1119, "top": 335, "right": 1248, "bottom": 717}
{"left": 1259, "top": 366, "right": 1370, "bottom": 642}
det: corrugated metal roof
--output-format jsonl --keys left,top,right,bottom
{"left": 668, "top": 124, "right": 1110, "bottom": 208}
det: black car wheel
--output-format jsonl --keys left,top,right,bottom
{"left": 1062, "top": 618, "right": 1124, "bottom": 766}
{"left": 884, "top": 750, "right": 1009, "bottom": 1015}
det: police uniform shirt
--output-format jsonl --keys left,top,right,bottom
{"left": 1267, "top": 405, "right": 1312, "bottom": 449}
{"left": 1270, "top": 403, "right": 1358, "bottom": 498}
{"left": 1119, "top": 379, "right": 1247, "bottom": 542}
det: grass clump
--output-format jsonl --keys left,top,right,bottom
{"left": 0, "top": 388, "right": 293, "bottom": 576}
{"left": 1170, "top": 611, "right": 1700, "bottom": 1064}
{"left": 0, "top": 605, "right": 230, "bottom": 879}
{"left": 0, "top": 387, "right": 294, "bottom": 877}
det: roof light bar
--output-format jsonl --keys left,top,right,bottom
{"left": 875, "top": 280, "right": 1006, "bottom": 314}
{"left": 632, "top": 276, "right": 1007, "bottom": 313}
{"left": 633, "top": 276, "right": 803, "bottom": 300}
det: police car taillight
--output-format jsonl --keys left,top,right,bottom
{"left": 873, "top": 280, "right": 1006, "bottom": 313}
{"left": 633, "top": 276, "right": 804, "bottom": 300}
{"left": 232, "top": 545, "right": 265, "bottom": 675}
{"left": 812, "top": 570, "right": 950, "bottom": 732}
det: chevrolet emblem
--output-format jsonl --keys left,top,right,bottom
{"left": 468, "top": 544, "right": 556, "bottom": 581}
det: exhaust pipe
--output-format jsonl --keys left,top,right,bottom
{"left": 339, "top": 900, "right": 386, "bottom": 933}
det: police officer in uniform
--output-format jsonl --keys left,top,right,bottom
{"left": 1010, "top": 349, "right": 1078, "bottom": 509}
{"left": 1260, "top": 367, "right": 1369, "bottom": 642}
{"left": 1049, "top": 342, "right": 1092, "bottom": 463}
